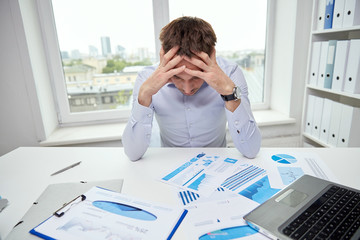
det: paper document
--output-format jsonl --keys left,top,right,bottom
{"left": 30, "top": 186, "right": 187, "bottom": 240}
{"left": 160, "top": 153, "right": 242, "bottom": 197}
{"left": 184, "top": 197, "right": 268, "bottom": 239}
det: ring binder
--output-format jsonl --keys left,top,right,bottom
{"left": 54, "top": 194, "right": 86, "bottom": 217}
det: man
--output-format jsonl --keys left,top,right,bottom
{"left": 122, "top": 16, "right": 261, "bottom": 161}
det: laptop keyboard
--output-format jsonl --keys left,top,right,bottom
{"left": 281, "top": 185, "right": 360, "bottom": 240}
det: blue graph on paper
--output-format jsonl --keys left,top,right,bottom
{"left": 221, "top": 165, "right": 266, "bottom": 191}
{"left": 92, "top": 201, "right": 157, "bottom": 221}
{"left": 161, "top": 153, "right": 239, "bottom": 197}
{"left": 199, "top": 225, "right": 258, "bottom": 239}
{"left": 178, "top": 187, "right": 225, "bottom": 206}
{"left": 271, "top": 154, "right": 297, "bottom": 164}
{"left": 278, "top": 167, "right": 304, "bottom": 185}
{"left": 188, "top": 173, "right": 215, "bottom": 191}
{"left": 239, "top": 176, "right": 281, "bottom": 204}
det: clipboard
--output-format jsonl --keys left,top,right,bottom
{"left": 5, "top": 179, "right": 123, "bottom": 240}
{"left": 28, "top": 186, "right": 187, "bottom": 240}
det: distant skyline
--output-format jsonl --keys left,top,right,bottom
{"left": 52, "top": 0, "right": 267, "bottom": 55}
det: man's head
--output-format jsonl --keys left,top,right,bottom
{"left": 160, "top": 16, "right": 217, "bottom": 57}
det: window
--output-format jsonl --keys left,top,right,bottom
{"left": 40, "top": 0, "right": 270, "bottom": 124}
{"left": 169, "top": 0, "right": 268, "bottom": 106}
{"left": 46, "top": 0, "right": 156, "bottom": 123}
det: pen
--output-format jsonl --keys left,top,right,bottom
{"left": 50, "top": 161, "right": 81, "bottom": 176}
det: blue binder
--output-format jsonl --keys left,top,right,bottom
{"left": 324, "top": 40, "right": 337, "bottom": 89}
{"left": 324, "top": 0, "right": 336, "bottom": 29}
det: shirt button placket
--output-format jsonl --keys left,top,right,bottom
{"left": 185, "top": 104, "right": 193, "bottom": 145}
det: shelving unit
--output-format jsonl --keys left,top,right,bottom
{"left": 302, "top": 0, "right": 360, "bottom": 147}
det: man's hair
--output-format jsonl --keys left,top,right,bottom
{"left": 160, "top": 16, "right": 217, "bottom": 57}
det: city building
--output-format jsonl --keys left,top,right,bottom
{"left": 101, "top": 36, "right": 112, "bottom": 57}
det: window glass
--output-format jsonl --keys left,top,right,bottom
{"left": 169, "top": 0, "right": 267, "bottom": 104}
{"left": 51, "top": 0, "right": 155, "bottom": 113}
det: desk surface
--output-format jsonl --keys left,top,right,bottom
{"left": 0, "top": 147, "right": 359, "bottom": 239}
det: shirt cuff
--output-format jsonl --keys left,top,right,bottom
{"left": 226, "top": 102, "right": 254, "bottom": 130}
{"left": 131, "top": 99, "right": 154, "bottom": 125}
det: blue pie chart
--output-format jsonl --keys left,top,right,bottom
{"left": 271, "top": 154, "right": 297, "bottom": 164}
{"left": 93, "top": 201, "right": 157, "bottom": 221}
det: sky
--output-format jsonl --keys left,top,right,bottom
{"left": 52, "top": 0, "right": 267, "bottom": 55}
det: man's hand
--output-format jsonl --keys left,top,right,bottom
{"left": 138, "top": 46, "right": 185, "bottom": 107}
{"left": 184, "top": 49, "right": 240, "bottom": 112}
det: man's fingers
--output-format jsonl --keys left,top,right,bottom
{"left": 184, "top": 67, "right": 205, "bottom": 79}
{"left": 184, "top": 55, "right": 208, "bottom": 71}
{"left": 192, "top": 50, "right": 212, "bottom": 65}
{"left": 163, "top": 54, "right": 184, "bottom": 72}
{"left": 166, "top": 65, "right": 186, "bottom": 78}
{"left": 159, "top": 47, "right": 165, "bottom": 62}
{"left": 161, "top": 46, "right": 180, "bottom": 66}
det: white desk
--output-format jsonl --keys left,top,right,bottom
{"left": 0, "top": 147, "right": 359, "bottom": 239}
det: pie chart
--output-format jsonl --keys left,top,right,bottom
{"left": 271, "top": 154, "right": 297, "bottom": 164}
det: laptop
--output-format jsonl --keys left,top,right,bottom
{"left": 243, "top": 174, "right": 360, "bottom": 240}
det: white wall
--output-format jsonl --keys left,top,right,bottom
{"left": 0, "top": 0, "right": 41, "bottom": 156}
{"left": 261, "top": 0, "right": 312, "bottom": 145}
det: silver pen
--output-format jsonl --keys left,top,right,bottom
{"left": 51, "top": 161, "right": 81, "bottom": 176}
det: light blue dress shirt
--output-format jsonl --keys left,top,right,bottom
{"left": 122, "top": 57, "right": 261, "bottom": 160}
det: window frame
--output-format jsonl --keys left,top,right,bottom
{"left": 37, "top": 0, "right": 272, "bottom": 125}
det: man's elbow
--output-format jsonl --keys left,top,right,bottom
{"left": 242, "top": 147, "right": 260, "bottom": 159}
{"left": 237, "top": 138, "right": 261, "bottom": 159}
{"left": 123, "top": 146, "right": 143, "bottom": 161}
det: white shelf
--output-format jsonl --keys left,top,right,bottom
{"left": 307, "top": 84, "right": 360, "bottom": 100}
{"left": 312, "top": 25, "right": 360, "bottom": 35}
{"left": 302, "top": 132, "right": 332, "bottom": 148}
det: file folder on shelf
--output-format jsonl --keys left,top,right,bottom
{"left": 305, "top": 95, "right": 316, "bottom": 134}
{"left": 324, "top": 0, "right": 335, "bottom": 29}
{"left": 342, "top": 0, "right": 360, "bottom": 27}
{"left": 327, "top": 101, "right": 343, "bottom": 146}
{"left": 311, "top": 96, "right": 324, "bottom": 139}
{"left": 317, "top": 41, "right": 329, "bottom": 88}
{"left": 332, "top": 0, "right": 346, "bottom": 28}
{"left": 324, "top": 40, "right": 337, "bottom": 89}
{"left": 343, "top": 39, "right": 360, "bottom": 94}
{"left": 316, "top": 0, "right": 327, "bottom": 30}
{"left": 332, "top": 40, "right": 350, "bottom": 91}
{"left": 309, "top": 42, "right": 322, "bottom": 86}
{"left": 319, "top": 98, "right": 333, "bottom": 143}
{"left": 337, "top": 105, "right": 360, "bottom": 147}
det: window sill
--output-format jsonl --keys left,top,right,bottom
{"left": 254, "top": 109, "right": 296, "bottom": 127}
{"left": 40, "top": 110, "right": 295, "bottom": 147}
{"left": 40, "top": 123, "right": 126, "bottom": 146}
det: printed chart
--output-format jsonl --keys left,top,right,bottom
{"left": 271, "top": 154, "right": 297, "bottom": 164}
{"left": 277, "top": 167, "right": 304, "bottom": 185}
{"left": 161, "top": 153, "right": 240, "bottom": 197}
{"left": 239, "top": 176, "right": 281, "bottom": 204}
{"left": 199, "top": 225, "right": 258, "bottom": 240}
{"left": 221, "top": 165, "right": 266, "bottom": 191}
{"left": 93, "top": 201, "right": 157, "bottom": 221}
